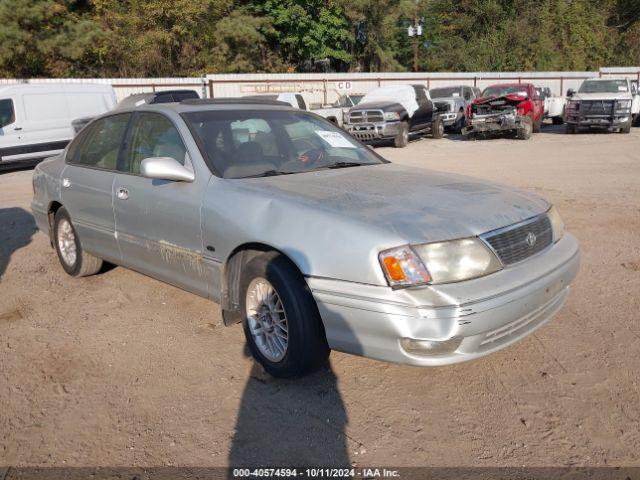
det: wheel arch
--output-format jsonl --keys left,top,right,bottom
{"left": 47, "top": 201, "right": 64, "bottom": 241}
{"left": 220, "top": 242, "right": 309, "bottom": 326}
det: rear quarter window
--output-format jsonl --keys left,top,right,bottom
{"left": 0, "top": 99, "right": 15, "bottom": 127}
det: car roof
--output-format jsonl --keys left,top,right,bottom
{"left": 109, "top": 97, "right": 298, "bottom": 116}
{"left": 484, "top": 83, "right": 533, "bottom": 88}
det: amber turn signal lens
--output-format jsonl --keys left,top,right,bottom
{"left": 383, "top": 256, "right": 406, "bottom": 281}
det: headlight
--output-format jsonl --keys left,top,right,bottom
{"left": 379, "top": 238, "right": 502, "bottom": 287}
{"left": 615, "top": 100, "right": 631, "bottom": 111}
{"left": 384, "top": 112, "right": 400, "bottom": 121}
{"left": 547, "top": 206, "right": 564, "bottom": 243}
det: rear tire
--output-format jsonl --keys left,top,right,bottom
{"left": 240, "top": 252, "right": 329, "bottom": 378}
{"left": 431, "top": 117, "right": 445, "bottom": 139}
{"left": 53, "top": 207, "right": 103, "bottom": 277}
{"left": 393, "top": 121, "right": 409, "bottom": 148}
{"left": 516, "top": 116, "right": 533, "bottom": 140}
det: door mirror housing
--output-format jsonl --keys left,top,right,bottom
{"left": 567, "top": 88, "right": 575, "bottom": 97}
{"left": 140, "top": 157, "right": 195, "bottom": 182}
{"left": 631, "top": 81, "right": 638, "bottom": 95}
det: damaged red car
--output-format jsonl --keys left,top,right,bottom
{"left": 462, "top": 83, "right": 544, "bottom": 140}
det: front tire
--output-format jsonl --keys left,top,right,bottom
{"left": 53, "top": 207, "right": 103, "bottom": 277}
{"left": 620, "top": 119, "right": 632, "bottom": 134}
{"left": 431, "top": 117, "right": 445, "bottom": 139}
{"left": 393, "top": 121, "right": 409, "bottom": 148}
{"left": 240, "top": 252, "right": 329, "bottom": 378}
{"left": 516, "top": 116, "right": 533, "bottom": 140}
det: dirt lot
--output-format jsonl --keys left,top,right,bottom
{"left": 1, "top": 124, "right": 639, "bottom": 469}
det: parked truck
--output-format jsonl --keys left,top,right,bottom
{"left": 565, "top": 78, "right": 640, "bottom": 134}
{"left": 429, "top": 85, "right": 481, "bottom": 133}
{"left": 345, "top": 84, "right": 444, "bottom": 148}
{"left": 462, "top": 83, "right": 544, "bottom": 140}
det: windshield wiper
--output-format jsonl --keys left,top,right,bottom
{"left": 243, "top": 170, "right": 294, "bottom": 178}
{"left": 324, "top": 162, "right": 365, "bottom": 169}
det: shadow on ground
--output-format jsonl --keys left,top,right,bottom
{"left": 0, "top": 207, "right": 36, "bottom": 280}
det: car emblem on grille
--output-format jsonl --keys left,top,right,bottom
{"left": 525, "top": 231, "right": 537, "bottom": 247}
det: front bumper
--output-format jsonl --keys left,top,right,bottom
{"left": 462, "top": 111, "right": 522, "bottom": 135}
{"left": 346, "top": 122, "right": 401, "bottom": 142}
{"left": 438, "top": 112, "right": 459, "bottom": 126}
{"left": 308, "top": 233, "right": 580, "bottom": 366}
{"left": 565, "top": 112, "right": 630, "bottom": 127}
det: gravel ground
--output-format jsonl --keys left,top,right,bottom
{"left": 1, "top": 124, "right": 639, "bottom": 468}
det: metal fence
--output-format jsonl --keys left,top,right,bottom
{"left": 2, "top": 67, "right": 639, "bottom": 105}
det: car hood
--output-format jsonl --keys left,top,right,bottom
{"left": 234, "top": 163, "right": 549, "bottom": 244}
{"left": 350, "top": 100, "right": 403, "bottom": 111}
{"left": 572, "top": 92, "right": 631, "bottom": 101}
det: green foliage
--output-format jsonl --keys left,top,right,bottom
{"left": 0, "top": 0, "right": 638, "bottom": 77}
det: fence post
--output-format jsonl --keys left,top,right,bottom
{"left": 152, "top": 83, "right": 156, "bottom": 92}
{"left": 560, "top": 76, "right": 563, "bottom": 96}
{"left": 208, "top": 80, "right": 214, "bottom": 98}
{"left": 474, "top": 76, "right": 477, "bottom": 87}
{"left": 323, "top": 78, "right": 328, "bottom": 105}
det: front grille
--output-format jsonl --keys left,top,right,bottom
{"left": 580, "top": 100, "right": 614, "bottom": 116}
{"left": 434, "top": 102, "right": 450, "bottom": 112}
{"left": 349, "top": 110, "right": 384, "bottom": 123}
{"left": 481, "top": 214, "right": 552, "bottom": 265}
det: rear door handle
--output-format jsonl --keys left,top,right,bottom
{"left": 116, "top": 187, "right": 129, "bottom": 200}
{"left": 13, "top": 127, "right": 22, "bottom": 131}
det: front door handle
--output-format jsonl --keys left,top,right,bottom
{"left": 116, "top": 187, "right": 129, "bottom": 200}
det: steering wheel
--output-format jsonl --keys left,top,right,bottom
{"left": 293, "top": 138, "right": 325, "bottom": 167}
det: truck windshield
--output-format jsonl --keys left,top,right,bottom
{"left": 481, "top": 86, "right": 529, "bottom": 97}
{"left": 429, "top": 87, "right": 462, "bottom": 98}
{"left": 183, "top": 110, "right": 386, "bottom": 178}
{"left": 578, "top": 80, "right": 628, "bottom": 93}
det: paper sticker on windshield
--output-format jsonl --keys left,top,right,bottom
{"left": 315, "top": 130, "right": 357, "bottom": 148}
{"left": 619, "top": 86, "right": 628, "bottom": 91}
{"left": 135, "top": 99, "right": 146, "bottom": 106}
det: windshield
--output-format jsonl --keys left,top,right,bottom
{"left": 429, "top": 87, "right": 461, "bottom": 98}
{"left": 578, "top": 80, "right": 628, "bottom": 93}
{"left": 183, "top": 110, "right": 386, "bottom": 178}
{"left": 481, "top": 85, "right": 529, "bottom": 97}
{"left": 334, "top": 94, "right": 363, "bottom": 107}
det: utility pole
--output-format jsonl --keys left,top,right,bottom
{"left": 407, "top": 15, "right": 424, "bottom": 72}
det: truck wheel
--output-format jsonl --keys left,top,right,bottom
{"left": 566, "top": 124, "right": 577, "bottom": 134}
{"left": 633, "top": 114, "right": 640, "bottom": 127}
{"left": 394, "top": 121, "right": 409, "bottom": 148}
{"left": 454, "top": 113, "right": 466, "bottom": 133}
{"left": 240, "top": 252, "right": 330, "bottom": 378}
{"left": 620, "top": 119, "right": 632, "bottom": 134}
{"left": 516, "top": 116, "right": 533, "bottom": 140}
{"left": 431, "top": 118, "right": 445, "bottom": 139}
{"left": 533, "top": 115, "right": 542, "bottom": 133}
{"left": 53, "top": 207, "right": 103, "bottom": 277}
{"left": 552, "top": 116, "right": 564, "bottom": 125}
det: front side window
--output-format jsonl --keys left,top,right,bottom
{"left": 295, "top": 95, "right": 306, "bottom": 110}
{"left": 430, "top": 87, "right": 462, "bottom": 98}
{"left": 67, "top": 114, "right": 130, "bottom": 170}
{"left": 184, "top": 110, "right": 386, "bottom": 179}
{"left": 0, "top": 99, "right": 15, "bottom": 128}
{"left": 126, "top": 112, "right": 187, "bottom": 174}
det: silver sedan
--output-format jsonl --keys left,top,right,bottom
{"left": 31, "top": 98, "right": 580, "bottom": 378}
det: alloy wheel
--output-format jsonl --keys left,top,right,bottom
{"left": 57, "top": 218, "right": 77, "bottom": 267}
{"left": 245, "top": 277, "right": 289, "bottom": 362}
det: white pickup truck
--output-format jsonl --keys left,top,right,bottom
{"left": 539, "top": 87, "right": 566, "bottom": 125}
{"left": 565, "top": 78, "right": 640, "bottom": 133}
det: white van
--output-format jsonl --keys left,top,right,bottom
{"left": 0, "top": 83, "right": 116, "bottom": 168}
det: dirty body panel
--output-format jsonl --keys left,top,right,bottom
{"left": 462, "top": 95, "right": 528, "bottom": 135}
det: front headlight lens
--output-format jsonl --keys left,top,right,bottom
{"left": 413, "top": 238, "right": 502, "bottom": 284}
{"left": 547, "top": 206, "right": 564, "bottom": 242}
{"left": 379, "top": 238, "right": 503, "bottom": 287}
{"left": 384, "top": 111, "right": 401, "bottom": 121}
{"left": 615, "top": 100, "right": 631, "bottom": 111}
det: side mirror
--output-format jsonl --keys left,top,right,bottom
{"left": 566, "top": 88, "right": 575, "bottom": 97}
{"left": 631, "top": 82, "right": 638, "bottom": 95}
{"left": 140, "top": 157, "right": 195, "bottom": 182}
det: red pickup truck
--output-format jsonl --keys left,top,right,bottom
{"left": 462, "top": 83, "right": 545, "bottom": 140}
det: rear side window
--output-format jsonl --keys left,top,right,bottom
{"left": 0, "top": 99, "right": 15, "bottom": 128}
{"left": 126, "top": 112, "right": 187, "bottom": 174}
{"left": 67, "top": 114, "right": 130, "bottom": 170}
